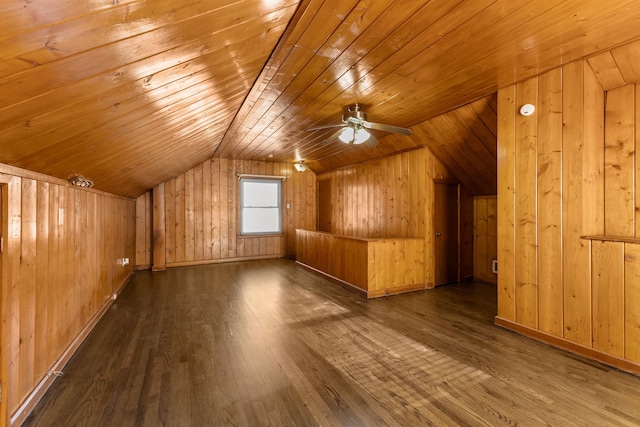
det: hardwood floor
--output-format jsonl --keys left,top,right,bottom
{"left": 23, "top": 259, "right": 640, "bottom": 426}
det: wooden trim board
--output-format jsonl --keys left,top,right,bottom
{"left": 495, "top": 316, "right": 640, "bottom": 377}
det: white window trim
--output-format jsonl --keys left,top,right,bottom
{"left": 239, "top": 177, "right": 283, "bottom": 236}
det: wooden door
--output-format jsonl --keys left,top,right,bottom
{"left": 434, "top": 183, "right": 459, "bottom": 285}
{"left": 317, "top": 180, "right": 332, "bottom": 232}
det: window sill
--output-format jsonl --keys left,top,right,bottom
{"left": 238, "top": 233, "right": 285, "bottom": 239}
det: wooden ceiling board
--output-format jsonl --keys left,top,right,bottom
{"left": 0, "top": 0, "right": 140, "bottom": 39}
{"left": 215, "top": 0, "right": 640, "bottom": 172}
{"left": 1, "top": 0, "right": 218, "bottom": 79}
{"left": 0, "top": 0, "right": 299, "bottom": 197}
{"left": 411, "top": 123, "right": 486, "bottom": 197}
{"left": 426, "top": 115, "right": 496, "bottom": 194}
{"left": 227, "top": 0, "right": 479, "bottom": 160}
{"left": 3, "top": 0, "right": 640, "bottom": 197}
{"left": 240, "top": 0, "right": 468, "bottom": 162}
{"left": 587, "top": 52, "right": 628, "bottom": 91}
{"left": 611, "top": 40, "right": 640, "bottom": 85}
{"left": 588, "top": 38, "right": 640, "bottom": 91}
{"left": 215, "top": 0, "right": 369, "bottom": 159}
{"left": 5, "top": 52, "right": 262, "bottom": 159}
{"left": 1, "top": 23, "right": 277, "bottom": 147}
{"left": 452, "top": 102, "right": 498, "bottom": 159}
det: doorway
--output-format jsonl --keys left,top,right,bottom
{"left": 434, "top": 182, "right": 459, "bottom": 285}
{"left": 317, "top": 179, "right": 331, "bottom": 232}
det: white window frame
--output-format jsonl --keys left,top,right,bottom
{"left": 239, "top": 177, "right": 283, "bottom": 235}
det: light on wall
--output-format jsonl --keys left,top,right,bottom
{"left": 294, "top": 161, "right": 308, "bottom": 172}
{"left": 338, "top": 126, "right": 370, "bottom": 144}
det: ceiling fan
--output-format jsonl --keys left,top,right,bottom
{"left": 307, "top": 104, "right": 412, "bottom": 147}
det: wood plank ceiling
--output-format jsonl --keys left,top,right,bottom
{"left": 1, "top": 0, "right": 640, "bottom": 198}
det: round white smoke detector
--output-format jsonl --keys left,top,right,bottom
{"left": 520, "top": 104, "right": 535, "bottom": 116}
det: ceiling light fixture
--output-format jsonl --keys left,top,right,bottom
{"left": 294, "top": 161, "right": 308, "bottom": 172}
{"left": 69, "top": 175, "right": 94, "bottom": 188}
{"left": 338, "top": 126, "right": 370, "bottom": 144}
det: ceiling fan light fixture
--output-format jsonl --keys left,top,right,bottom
{"left": 69, "top": 175, "right": 94, "bottom": 188}
{"left": 338, "top": 127, "right": 370, "bottom": 144}
{"left": 294, "top": 161, "right": 308, "bottom": 172}
{"left": 355, "top": 128, "right": 370, "bottom": 144}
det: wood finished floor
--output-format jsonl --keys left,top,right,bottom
{"left": 24, "top": 259, "right": 640, "bottom": 426}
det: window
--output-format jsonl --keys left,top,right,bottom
{"left": 240, "top": 178, "right": 282, "bottom": 235}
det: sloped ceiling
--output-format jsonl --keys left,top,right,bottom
{"left": 588, "top": 38, "right": 640, "bottom": 91}
{"left": 2, "top": 0, "right": 640, "bottom": 198}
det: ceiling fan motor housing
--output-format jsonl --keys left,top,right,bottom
{"left": 343, "top": 104, "right": 367, "bottom": 122}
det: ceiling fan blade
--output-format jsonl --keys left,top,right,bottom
{"left": 365, "top": 133, "right": 378, "bottom": 148}
{"left": 320, "top": 127, "right": 346, "bottom": 144}
{"left": 364, "top": 121, "right": 412, "bottom": 136}
{"left": 307, "top": 122, "right": 346, "bottom": 131}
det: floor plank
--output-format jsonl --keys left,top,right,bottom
{"left": 23, "top": 259, "right": 640, "bottom": 426}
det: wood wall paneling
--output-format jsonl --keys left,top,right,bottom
{"left": 473, "top": 196, "right": 497, "bottom": 285}
{"left": 0, "top": 164, "right": 136, "bottom": 424}
{"left": 561, "top": 61, "right": 596, "bottom": 346}
{"left": 152, "top": 159, "right": 315, "bottom": 267}
{"left": 636, "top": 85, "right": 640, "bottom": 239}
{"left": 591, "top": 241, "right": 624, "bottom": 357}
{"left": 497, "top": 85, "right": 516, "bottom": 321}
{"left": 474, "top": 198, "right": 489, "bottom": 281}
{"left": 316, "top": 147, "right": 472, "bottom": 289}
{"left": 459, "top": 185, "right": 474, "bottom": 281}
{"left": 135, "top": 191, "right": 152, "bottom": 269}
{"left": 310, "top": 146, "right": 469, "bottom": 292}
{"left": 152, "top": 183, "right": 166, "bottom": 271}
{"left": 514, "top": 77, "right": 538, "bottom": 329}
{"left": 295, "top": 230, "right": 425, "bottom": 298}
{"left": 624, "top": 243, "right": 640, "bottom": 362}
{"left": 604, "top": 85, "right": 635, "bottom": 236}
{"left": 536, "top": 68, "right": 563, "bottom": 337}
{"left": 497, "top": 58, "right": 640, "bottom": 373}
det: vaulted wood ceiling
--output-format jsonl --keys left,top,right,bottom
{"left": 2, "top": 0, "right": 640, "bottom": 198}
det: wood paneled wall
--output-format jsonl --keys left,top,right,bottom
{"left": 316, "top": 148, "right": 469, "bottom": 288}
{"left": 0, "top": 164, "right": 136, "bottom": 423}
{"left": 135, "top": 191, "right": 152, "bottom": 269}
{"left": 473, "top": 196, "right": 497, "bottom": 285}
{"left": 144, "top": 159, "right": 316, "bottom": 269}
{"left": 296, "top": 230, "right": 425, "bottom": 298}
{"left": 459, "top": 186, "right": 474, "bottom": 281}
{"left": 496, "top": 58, "right": 640, "bottom": 373}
